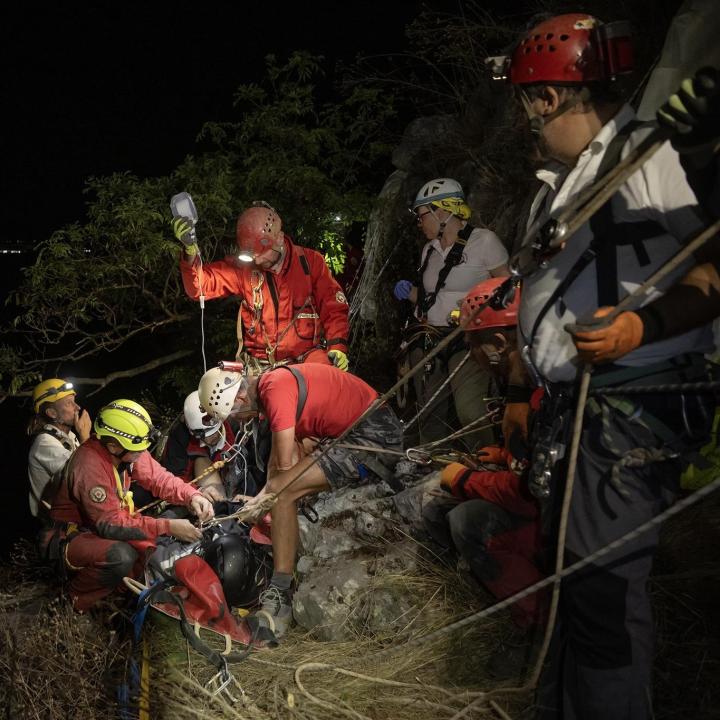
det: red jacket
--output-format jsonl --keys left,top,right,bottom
{"left": 50, "top": 437, "right": 201, "bottom": 541}
{"left": 180, "top": 235, "right": 349, "bottom": 362}
{"left": 441, "top": 460, "right": 538, "bottom": 519}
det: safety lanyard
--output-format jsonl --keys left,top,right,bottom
{"left": 113, "top": 466, "right": 135, "bottom": 514}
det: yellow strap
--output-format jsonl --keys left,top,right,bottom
{"left": 113, "top": 466, "right": 135, "bottom": 514}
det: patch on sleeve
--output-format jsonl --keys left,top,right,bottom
{"left": 335, "top": 291, "right": 348, "bottom": 304}
{"left": 89, "top": 486, "right": 107, "bottom": 503}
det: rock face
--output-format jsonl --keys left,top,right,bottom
{"left": 292, "top": 472, "right": 441, "bottom": 641}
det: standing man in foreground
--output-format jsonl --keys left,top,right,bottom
{"left": 174, "top": 203, "right": 350, "bottom": 372}
{"left": 198, "top": 362, "right": 403, "bottom": 641}
{"left": 496, "top": 13, "right": 719, "bottom": 719}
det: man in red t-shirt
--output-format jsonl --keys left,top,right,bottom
{"left": 198, "top": 362, "right": 402, "bottom": 641}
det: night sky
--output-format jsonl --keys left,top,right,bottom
{"left": 1, "top": 0, "right": 427, "bottom": 246}
{"left": 0, "top": 0, "right": 432, "bottom": 549}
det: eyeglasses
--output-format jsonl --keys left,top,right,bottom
{"left": 35, "top": 382, "right": 74, "bottom": 405}
{"left": 415, "top": 211, "right": 433, "bottom": 224}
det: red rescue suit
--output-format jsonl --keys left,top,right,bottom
{"left": 50, "top": 437, "right": 201, "bottom": 610}
{"left": 180, "top": 235, "right": 349, "bottom": 364}
{"left": 438, "top": 449, "right": 544, "bottom": 628}
{"left": 173, "top": 423, "right": 236, "bottom": 483}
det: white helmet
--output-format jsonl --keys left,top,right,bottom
{"left": 198, "top": 367, "right": 246, "bottom": 421}
{"left": 412, "top": 178, "right": 465, "bottom": 210}
{"left": 183, "top": 390, "right": 222, "bottom": 438}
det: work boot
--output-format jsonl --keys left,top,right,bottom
{"left": 485, "top": 626, "right": 538, "bottom": 681}
{"left": 249, "top": 585, "right": 293, "bottom": 645}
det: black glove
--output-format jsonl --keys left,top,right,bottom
{"left": 658, "top": 67, "right": 720, "bottom": 218}
{"left": 657, "top": 66, "right": 720, "bottom": 156}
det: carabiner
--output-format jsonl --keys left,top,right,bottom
{"left": 205, "top": 659, "right": 245, "bottom": 703}
{"left": 405, "top": 447, "right": 433, "bottom": 465}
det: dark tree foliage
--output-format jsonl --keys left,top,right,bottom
{"left": 1, "top": 1, "right": 686, "bottom": 410}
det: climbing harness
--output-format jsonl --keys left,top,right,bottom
{"left": 416, "top": 224, "right": 473, "bottom": 320}
{"left": 133, "top": 420, "right": 254, "bottom": 515}
{"left": 402, "top": 350, "right": 472, "bottom": 433}
{"left": 509, "top": 125, "right": 674, "bottom": 276}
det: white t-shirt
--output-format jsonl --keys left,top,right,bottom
{"left": 420, "top": 226, "right": 508, "bottom": 326}
{"left": 519, "top": 104, "right": 715, "bottom": 384}
{"left": 27, "top": 426, "right": 79, "bottom": 517}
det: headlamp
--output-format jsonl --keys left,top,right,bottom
{"left": 35, "top": 382, "right": 74, "bottom": 405}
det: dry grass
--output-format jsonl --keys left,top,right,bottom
{"left": 150, "top": 544, "right": 532, "bottom": 720}
{"left": 0, "top": 541, "right": 132, "bottom": 720}
{"left": 1, "top": 490, "right": 716, "bottom": 720}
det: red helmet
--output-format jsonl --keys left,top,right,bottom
{"left": 509, "top": 13, "right": 633, "bottom": 86}
{"left": 235, "top": 206, "right": 284, "bottom": 262}
{"left": 460, "top": 278, "right": 520, "bottom": 331}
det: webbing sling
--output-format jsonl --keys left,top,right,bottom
{"left": 272, "top": 366, "right": 401, "bottom": 491}
{"left": 589, "top": 120, "right": 662, "bottom": 306}
{"left": 38, "top": 426, "right": 76, "bottom": 452}
{"left": 273, "top": 365, "right": 308, "bottom": 421}
{"left": 416, "top": 223, "right": 473, "bottom": 318}
{"left": 524, "top": 119, "right": 663, "bottom": 351}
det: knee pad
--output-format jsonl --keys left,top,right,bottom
{"left": 105, "top": 542, "right": 139, "bottom": 579}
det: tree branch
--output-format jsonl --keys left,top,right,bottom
{"left": 2, "top": 349, "right": 195, "bottom": 403}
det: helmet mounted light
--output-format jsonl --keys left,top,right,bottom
{"left": 94, "top": 399, "right": 158, "bottom": 452}
{"left": 495, "top": 14, "right": 633, "bottom": 87}
{"left": 35, "top": 382, "right": 74, "bottom": 405}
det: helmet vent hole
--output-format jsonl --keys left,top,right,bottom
{"left": 560, "top": 34, "right": 569, "bottom": 41}
{"left": 549, "top": 45, "right": 556, "bottom": 52}
{"left": 533, "top": 34, "right": 540, "bottom": 41}
{"left": 545, "top": 33, "right": 553, "bottom": 40}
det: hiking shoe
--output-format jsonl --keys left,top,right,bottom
{"left": 249, "top": 585, "right": 293, "bottom": 644}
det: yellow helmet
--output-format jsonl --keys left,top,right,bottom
{"left": 33, "top": 378, "right": 76, "bottom": 414}
{"left": 94, "top": 399, "right": 155, "bottom": 451}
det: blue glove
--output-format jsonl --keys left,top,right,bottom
{"left": 394, "top": 280, "right": 413, "bottom": 301}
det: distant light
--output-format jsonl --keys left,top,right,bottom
{"left": 334, "top": 215, "right": 341, "bottom": 222}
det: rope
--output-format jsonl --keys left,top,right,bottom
{"left": 524, "top": 365, "right": 591, "bottom": 688}
{"left": 591, "top": 380, "right": 720, "bottom": 395}
{"left": 510, "top": 127, "right": 671, "bottom": 275}
{"left": 208, "top": 279, "right": 520, "bottom": 528}
{"left": 293, "top": 661, "right": 491, "bottom": 720}
{"left": 365, "top": 474, "right": 720, "bottom": 661}
{"left": 403, "top": 350, "right": 471, "bottom": 433}
{"left": 134, "top": 421, "right": 253, "bottom": 515}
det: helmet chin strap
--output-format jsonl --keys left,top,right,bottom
{"left": 431, "top": 207, "right": 449, "bottom": 242}
{"left": 518, "top": 86, "right": 591, "bottom": 136}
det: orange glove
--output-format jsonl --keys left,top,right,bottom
{"left": 570, "top": 307, "right": 644, "bottom": 364}
{"left": 440, "top": 463, "right": 469, "bottom": 494}
{"left": 475, "top": 445, "right": 508, "bottom": 466}
{"left": 502, "top": 402, "right": 530, "bottom": 451}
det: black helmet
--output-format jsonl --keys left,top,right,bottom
{"left": 201, "top": 530, "right": 270, "bottom": 608}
